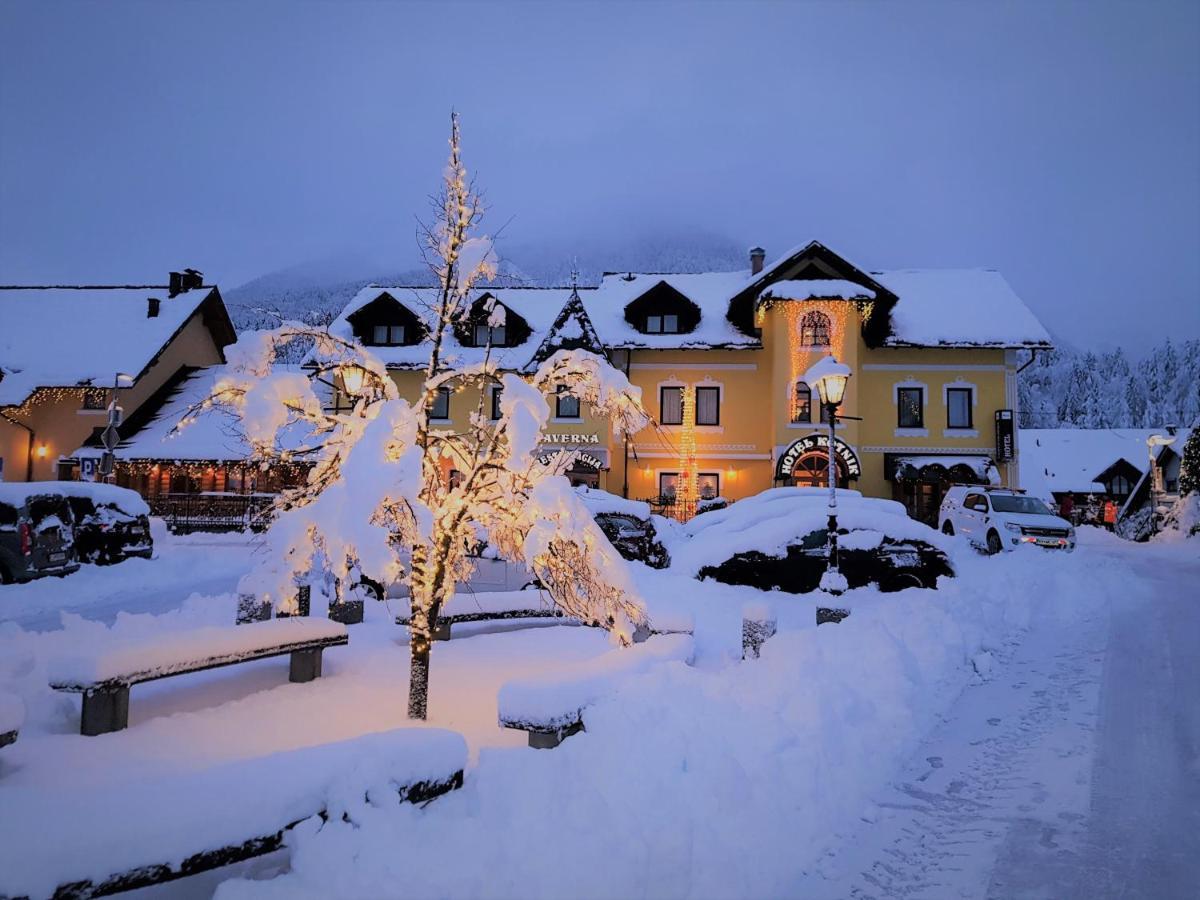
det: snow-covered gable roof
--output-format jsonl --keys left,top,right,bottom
{"left": 523, "top": 287, "right": 605, "bottom": 372}
{"left": 330, "top": 286, "right": 577, "bottom": 371}
{"left": 1018, "top": 428, "right": 1168, "bottom": 498}
{"left": 589, "top": 271, "right": 760, "bottom": 349}
{"left": 74, "top": 365, "right": 315, "bottom": 462}
{"left": 0, "top": 286, "right": 230, "bottom": 407}
{"left": 875, "top": 270, "right": 1052, "bottom": 349}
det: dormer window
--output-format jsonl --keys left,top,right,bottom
{"left": 646, "top": 314, "right": 679, "bottom": 334}
{"left": 371, "top": 324, "right": 406, "bottom": 346}
{"left": 473, "top": 323, "right": 506, "bottom": 347}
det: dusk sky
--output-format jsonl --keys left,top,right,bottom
{"left": 2, "top": 0, "right": 1197, "bottom": 353}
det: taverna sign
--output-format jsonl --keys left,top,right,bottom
{"left": 776, "top": 434, "right": 862, "bottom": 479}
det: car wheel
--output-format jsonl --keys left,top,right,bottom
{"left": 882, "top": 571, "right": 926, "bottom": 592}
{"left": 942, "top": 521, "right": 955, "bottom": 536}
{"left": 986, "top": 530, "right": 1003, "bottom": 555}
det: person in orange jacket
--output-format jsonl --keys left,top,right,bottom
{"left": 1103, "top": 499, "right": 1118, "bottom": 530}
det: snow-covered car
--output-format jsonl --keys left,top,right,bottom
{"left": 0, "top": 485, "right": 80, "bottom": 584}
{"left": 55, "top": 483, "right": 154, "bottom": 565}
{"left": 674, "top": 487, "right": 954, "bottom": 594}
{"left": 939, "top": 486, "right": 1075, "bottom": 554}
{"left": 575, "top": 487, "right": 671, "bottom": 569}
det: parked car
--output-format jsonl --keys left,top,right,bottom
{"left": 575, "top": 487, "right": 671, "bottom": 569}
{"left": 939, "top": 486, "right": 1075, "bottom": 554}
{"left": 675, "top": 487, "right": 953, "bottom": 594}
{"left": 0, "top": 485, "right": 80, "bottom": 584}
{"left": 55, "top": 483, "right": 153, "bottom": 564}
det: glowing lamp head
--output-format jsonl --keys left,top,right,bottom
{"left": 803, "top": 355, "right": 852, "bottom": 407}
{"left": 340, "top": 364, "right": 367, "bottom": 396}
{"left": 36, "top": 444, "right": 48, "bottom": 459}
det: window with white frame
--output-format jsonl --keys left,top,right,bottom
{"left": 371, "top": 324, "right": 406, "bottom": 346}
{"left": 695, "top": 386, "right": 720, "bottom": 425}
{"left": 946, "top": 387, "right": 973, "bottom": 429}
{"left": 659, "top": 386, "right": 683, "bottom": 425}
{"left": 646, "top": 314, "right": 679, "bottom": 334}
{"left": 473, "top": 323, "right": 506, "bottom": 347}
{"left": 429, "top": 387, "right": 451, "bottom": 420}
{"left": 898, "top": 387, "right": 924, "bottom": 428}
{"left": 555, "top": 385, "right": 581, "bottom": 419}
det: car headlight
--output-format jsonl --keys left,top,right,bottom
{"left": 1003, "top": 522, "right": 1023, "bottom": 534}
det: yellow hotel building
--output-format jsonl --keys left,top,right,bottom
{"left": 332, "top": 241, "right": 1052, "bottom": 524}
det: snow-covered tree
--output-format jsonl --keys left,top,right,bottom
{"left": 1180, "top": 427, "right": 1200, "bottom": 497}
{"left": 174, "top": 114, "right": 652, "bottom": 719}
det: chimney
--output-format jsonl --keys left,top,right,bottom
{"left": 168, "top": 271, "right": 183, "bottom": 298}
{"left": 182, "top": 268, "right": 204, "bottom": 292}
{"left": 749, "top": 247, "right": 766, "bottom": 275}
{"left": 147, "top": 297, "right": 161, "bottom": 318}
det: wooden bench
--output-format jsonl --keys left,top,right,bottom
{"left": 48, "top": 619, "right": 349, "bottom": 736}
{"left": 395, "top": 607, "right": 570, "bottom": 641}
{"left": 498, "top": 633, "right": 695, "bottom": 748}
{"left": 0, "top": 728, "right": 467, "bottom": 900}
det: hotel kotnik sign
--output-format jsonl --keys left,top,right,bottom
{"left": 776, "top": 435, "right": 862, "bottom": 479}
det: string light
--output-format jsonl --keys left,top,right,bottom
{"left": 676, "top": 385, "right": 698, "bottom": 518}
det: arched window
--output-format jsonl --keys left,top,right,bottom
{"left": 799, "top": 310, "right": 831, "bottom": 346}
{"left": 793, "top": 381, "right": 812, "bottom": 423}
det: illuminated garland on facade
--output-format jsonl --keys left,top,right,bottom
{"left": 775, "top": 300, "right": 855, "bottom": 422}
{"left": 676, "top": 384, "right": 698, "bottom": 512}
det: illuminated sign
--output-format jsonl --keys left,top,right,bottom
{"left": 776, "top": 435, "right": 862, "bottom": 479}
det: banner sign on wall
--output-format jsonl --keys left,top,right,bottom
{"left": 994, "top": 410, "right": 1015, "bottom": 462}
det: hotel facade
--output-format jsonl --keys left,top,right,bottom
{"left": 332, "top": 241, "right": 1053, "bottom": 524}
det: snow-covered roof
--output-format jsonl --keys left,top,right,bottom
{"left": 1017, "top": 428, "right": 1188, "bottom": 498}
{"left": 589, "top": 271, "right": 760, "bottom": 349}
{"left": 759, "top": 279, "right": 876, "bottom": 302}
{"left": 874, "top": 270, "right": 1052, "bottom": 349}
{"left": 0, "top": 286, "right": 222, "bottom": 407}
{"left": 329, "top": 286, "right": 577, "bottom": 371}
{"left": 73, "top": 365, "right": 315, "bottom": 462}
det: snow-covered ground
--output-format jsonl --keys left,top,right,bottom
{"left": 1, "top": 526, "right": 1196, "bottom": 898}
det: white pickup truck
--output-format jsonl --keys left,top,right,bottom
{"left": 939, "top": 486, "right": 1075, "bottom": 554}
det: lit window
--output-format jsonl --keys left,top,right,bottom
{"left": 695, "top": 386, "right": 720, "bottom": 426}
{"left": 660, "top": 386, "right": 683, "bottom": 425}
{"left": 697, "top": 473, "right": 720, "bottom": 500}
{"left": 555, "top": 386, "right": 581, "bottom": 419}
{"left": 898, "top": 387, "right": 924, "bottom": 428}
{"left": 474, "top": 323, "right": 506, "bottom": 346}
{"left": 429, "top": 387, "right": 451, "bottom": 420}
{"left": 947, "top": 388, "right": 973, "bottom": 429}
{"left": 799, "top": 311, "right": 831, "bottom": 346}
{"left": 793, "top": 382, "right": 812, "bottom": 423}
{"left": 659, "top": 472, "right": 678, "bottom": 501}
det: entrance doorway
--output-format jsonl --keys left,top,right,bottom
{"left": 893, "top": 479, "right": 945, "bottom": 526}
{"left": 565, "top": 462, "right": 600, "bottom": 489}
{"left": 787, "top": 451, "right": 849, "bottom": 489}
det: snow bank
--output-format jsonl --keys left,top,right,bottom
{"left": 48, "top": 618, "right": 347, "bottom": 687}
{"left": 498, "top": 633, "right": 694, "bottom": 730}
{"left": 0, "top": 727, "right": 467, "bottom": 899}
{"left": 573, "top": 485, "right": 652, "bottom": 520}
{"left": 0, "top": 691, "right": 24, "bottom": 735}
{"left": 216, "top": 544, "right": 1140, "bottom": 900}
{"left": 671, "top": 486, "right": 951, "bottom": 576}
{"left": 5, "top": 480, "right": 152, "bottom": 516}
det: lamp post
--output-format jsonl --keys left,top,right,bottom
{"left": 803, "top": 356, "right": 851, "bottom": 595}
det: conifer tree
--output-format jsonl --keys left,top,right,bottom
{"left": 1180, "top": 427, "right": 1200, "bottom": 497}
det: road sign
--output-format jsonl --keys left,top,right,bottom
{"left": 99, "top": 452, "right": 115, "bottom": 477}
{"left": 81, "top": 457, "right": 96, "bottom": 480}
{"left": 101, "top": 425, "right": 120, "bottom": 451}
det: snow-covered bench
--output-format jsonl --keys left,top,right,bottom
{"left": 395, "top": 590, "right": 571, "bottom": 641}
{"left": 0, "top": 727, "right": 467, "bottom": 900}
{"left": 48, "top": 619, "right": 349, "bottom": 736}
{"left": 498, "top": 633, "right": 694, "bottom": 748}
{"left": 0, "top": 692, "right": 23, "bottom": 749}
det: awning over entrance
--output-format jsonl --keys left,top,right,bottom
{"left": 889, "top": 454, "right": 999, "bottom": 485}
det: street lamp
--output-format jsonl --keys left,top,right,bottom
{"left": 803, "top": 356, "right": 851, "bottom": 595}
{"left": 340, "top": 364, "right": 367, "bottom": 397}
{"left": 1146, "top": 432, "right": 1177, "bottom": 535}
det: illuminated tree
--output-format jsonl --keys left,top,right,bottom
{"left": 175, "top": 113, "right": 651, "bottom": 719}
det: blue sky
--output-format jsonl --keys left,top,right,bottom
{"left": 1, "top": 0, "right": 1197, "bottom": 351}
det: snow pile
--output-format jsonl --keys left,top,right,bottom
{"left": 498, "top": 633, "right": 694, "bottom": 730}
{"left": 48, "top": 618, "right": 347, "bottom": 687}
{"left": 0, "top": 727, "right": 467, "bottom": 899}
{"left": 0, "top": 480, "right": 151, "bottom": 516}
{"left": 573, "top": 485, "right": 652, "bottom": 520}
{"left": 216, "top": 546, "right": 1137, "bottom": 900}
{"left": 0, "top": 691, "right": 24, "bottom": 735}
{"left": 670, "top": 486, "right": 952, "bottom": 576}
